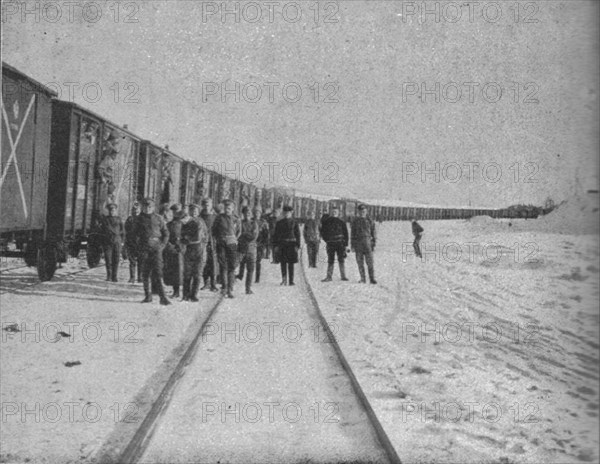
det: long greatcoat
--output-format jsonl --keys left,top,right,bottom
{"left": 272, "top": 217, "right": 301, "bottom": 264}
{"left": 163, "top": 218, "right": 184, "bottom": 286}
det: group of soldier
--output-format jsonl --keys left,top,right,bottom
{"left": 97, "top": 198, "right": 425, "bottom": 306}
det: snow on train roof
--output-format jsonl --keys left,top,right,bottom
{"left": 360, "top": 198, "right": 498, "bottom": 210}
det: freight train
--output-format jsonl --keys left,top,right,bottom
{"left": 1, "top": 63, "right": 545, "bottom": 281}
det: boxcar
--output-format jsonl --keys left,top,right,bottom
{"left": 1, "top": 63, "right": 56, "bottom": 276}
{"left": 49, "top": 100, "right": 142, "bottom": 272}
{"left": 138, "top": 141, "right": 184, "bottom": 208}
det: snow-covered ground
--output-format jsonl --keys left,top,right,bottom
{"left": 1, "top": 194, "right": 598, "bottom": 463}
{"left": 1, "top": 260, "right": 220, "bottom": 464}
{"left": 304, "top": 209, "right": 599, "bottom": 463}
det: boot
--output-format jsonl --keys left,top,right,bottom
{"left": 339, "top": 262, "right": 349, "bottom": 281}
{"left": 280, "top": 262, "right": 287, "bottom": 285}
{"left": 368, "top": 265, "right": 376, "bottom": 284}
{"left": 160, "top": 297, "right": 172, "bottom": 305}
{"left": 190, "top": 279, "right": 199, "bottom": 302}
{"left": 255, "top": 262, "right": 261, "bottom": 283}
{"left": 172, "top": 286, "right": 180, "bottom": 298}
{"left": 227, "top": 270, "right": 235, "bottom": 297}
{"left": 129, "top": 264, "right": 136, "bottom": 283}
{"left": 141, "top": 280, "right": 152, "bottom": 303}
{"left": 358, "top": 263, "right": 366, "bottom": 283}
{"left": 321, "top": 264, "right": 333, "bottom": 282}
{"left": 288, "top": 263, "right": 295, "bottom": 286}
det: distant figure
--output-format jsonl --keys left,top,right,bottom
{"left": 125, "top": 201, "right": 142, "bottom": 283}
{"left": 135, "top": 198, "right": 171, "bottom": 305}
{"left": 303, "top": 210, "right": 320, "bottom": 268}
{"left": 236, "top": 206, "right": 259, "bottom": 294}
{"left": 254, "top": 207, "right": 270, "bottom": 283}
{"left": 163, "top": 204, "right": 184, "bottom": 299}
{"left": 351, "top": 204, "right": 377, "bottom": 284}
{"left": 182, "top": 204, "right": 208, "bottom": 301}
{"left": 320, "top": 205, "right": 349, "bottom": 282}
{"left": 100, "top": 203, "right": 124, "bottom": 282}
{"left": 411, "top": 217, "right": 424, "bottom": 258}
{"left": 273, "top": 205, "right": 301, "bottom": 286}
{"left": 212, "top": 199, "right": 241, "bottom": 298}
{"left": 200, "top": 198, "right": 219, "bottom": 292}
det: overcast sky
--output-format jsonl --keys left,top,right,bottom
{"left": 3, "top": 0, "right": 598, "bottom": 207}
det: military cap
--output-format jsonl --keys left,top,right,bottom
{"left": 105, "top": 202, "right": 118, "bottom": 209}
{"left": 188, "top": 203, "right": 200, "bottom": 211}
{"left": 132, "top": 200, "right": 141, "bottom": 207}
{"left": 358, "top": 204, "right": 367, "bottom": 210}
{"left": 330, "top": 204, "right": 339, "bottom": 210}
{"left": 241, "top": 206, "right": 250, "bottom": 214}
{"left": 222, "top": 199, "right": 233, "bottom": 206}
{"left": 283, "top": 205, "right": 293, "bottom": 212}
{"left": 170, "top": 203, "right": 182, "bottom": 212}
{"left": 201, "top": 197, "right": 213, "bottom": 205}
{"left": 142, "top": 197, "right": 155, "bottom": 206}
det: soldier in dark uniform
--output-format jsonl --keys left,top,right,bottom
{"left": 351, "top": 204, "right": 377, "bottom": 284}
{"left": 303, "top": 210, "right": 320, "bottom": 268}
{"left": 124, "top": 201, "right": 142, "bottom": 283}
{"left": 320, "top": 205, "right": 349, "bottom": 282}
{"left": 268, "top": 208, "right": 280, "bottom": 264}
{"left": 182, "top": 204, "right": 208, "bottom": 301}
{"left": 200, "top": 198, "right": 219, "bottom": 292}
{"left": 272, "top": 205, "right": 301, "bottom": 286}
{"left": 135, "top": 198, "right": 171, "bottom": 305}
{"left": 262, "top": 208, "right": 272, "bottom": 260}
{"left": 163, "top": 204, "right": 184, "bottom": 298}
{"left": 255, "top": 207, "right": 270, "bottom": 283}
{"left": 411, "top": 217, "right": 424, "bottom": 258}
{"left": 236, "top": 206, "right": 259, "bottom": 294}
{"left": 100, "top": 203, "right": 124, "bottom": 282}
{"left": 211, "top": 199, "right": 241, "bottom": 298}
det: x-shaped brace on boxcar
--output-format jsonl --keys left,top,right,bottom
{"left": 1, "top": 94, "right": 36, "bottom": 218}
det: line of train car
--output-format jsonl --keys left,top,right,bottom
{"left": 1, "top": 63, "right": 545, "bottom": 281}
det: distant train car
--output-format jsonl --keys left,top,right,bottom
{"left": 1, "top": 63, "right": 57, "bottom": 278}
{"left": 344, "top": 199, "right": 357, "bottom": 222}
{"left": 139, "top": 141, "right": 184, "bottom": 209}
{"left": 180, "top": 161, "right": 201, "bottom": 206}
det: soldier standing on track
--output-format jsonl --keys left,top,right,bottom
{"left": 200, "top": 198, "right": 219, "bottom": 292}
{"left": 411, "top": 217, "right": 424, "bottom": 259}
{"left": 320, "top": 205, "right": 349, "bottom": 282}
{"left": 135, "top": 198, "right": 171, "bottom": 305}
{"left": 236, "top": 206, "right": 259, "bottom": 294}
{"left": 273, "top": 205, "right": 301, "bottom": 286}
{"left": 163, "top": 204, "right": 184, "bottom": 298}
{"left": 351, "top": 204, "right": 377, "bottom": 284}
{"left": 212, "top": 199, "right": 241, "bottom": 298}
{"left": 303, "top": 210, "right": 320, "bottom": 268}
{"left": 125, "top": 201, "right": 142, "bottom": 283}
{"left": 181, "top": 204, "right": 208, "bottom": 302}
{"left": 100, "top": 203, "right": 124, "bottom": 282}
{"left": 254, "top": 207, "right": 270, "bottom": 284}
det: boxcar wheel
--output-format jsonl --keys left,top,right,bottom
{"left": 24, "top": 241, "right": 38, "bottom": 267}
{"left": 37, "top": 246, "right": 57, "bottom": 281}
{"left": 87, "top": 244, "right": 102, "bottom": 269}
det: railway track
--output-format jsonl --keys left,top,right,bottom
{"left": 98, "top": 257, "right": 401, "bottom": 464}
